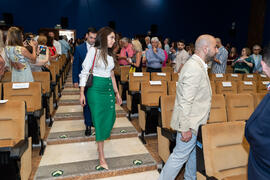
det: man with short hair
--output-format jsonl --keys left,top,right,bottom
{"left": 211, "top": 38, "right": 228, "bottom": 74}
{"left": 145, "top": 37, "right": 165, "bottom": 72}
{"left": 159, "top": 34, "right": 218, "bottom": 180}
{"left": 59, "top": 35, "right": 71, "bottom": 58}
{"left": 251, "top": 44, "right": 263, "bottom": 73}
{"left": 174, "top": 40, "right": 189, "bottom": 73}
{"left": 245, "top": 44, "right": 270, "bottom": 180}
{"left": 145, "top": 36, "right": 152, "bottom": 49}
{"left": 48, "top": 31, "right": 62, "bottom": 56}
{"left": 72, "top": 27, "right": 97, "bottom": 136}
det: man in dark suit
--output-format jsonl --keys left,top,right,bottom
{"left": 72, "top": 27, "right": 97, "bottom": 136}
{"left": 245, "top": 44, "right": 270, "bottom": 180}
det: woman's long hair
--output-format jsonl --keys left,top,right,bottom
{"left": 94, "top": 27, "right": 115, "bottom": 66}
{"left": 6, "top": 27, "right": 23, "bottom": 46}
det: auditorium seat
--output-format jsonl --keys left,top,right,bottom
{"left": 199, "top": 121, "right": 248, "bottom": 180}
{"left": 157, "top": 127, "right": 170, "bottom": 163}
{"left": 226, "top": 73, "right": 243, "bottom": 82}
{"left": 160, "top": 95, "right": 175, "bottom": 129}
{"left": 127, "top": 72, "right": 150, "bottom": 119}
{"left": 151, "top": 72, "right": 172, "bottom": 81}
{"left": 216, "top": 81, "right": 237, "bottom": 94}
{"left": 257, "top": 74, "right": 270, "bottom": 81}
{"left": 141, "top": 81, "right": 167, "bottom": 106}
{"left": 225, "top": 94, "right": 254, "bottom": 122}
{"left": 257, "top": 80, "right": 269, "bottom": 93}
{"left": 32, "top": 71, "right": 53, "bottom": 126}
{"left": 158, "top": 95, "right": 176, "bottom": 163}
{"left": 0, "top": 83, "right": 2, "bottom": 99}
{"left": 226, "top": 66, "right": 234, "bottom": 73}
{"left": 210, "top": 81, "right": 216, "bottom": 94}
{"left": 120, "top": 66, "right": 130, "bottom": 83}
{"left": 242, "top": 74, "right": 257, "bottom": 81}
{"left": 237, "top": 81, "right": 257, "bottom": 93}
{"left": 171, "top": 73, "right": 179, "bottom": 81}
{"left": 1, "top": 71, "right": 11, "bottom": 82}
{"left": 3, "top": 82, "right": 46, "bottom": 154}
{"left": 161, "top": 67, "right": 173, "bottom": 73}
{"left": 251, "top": 92, "right": 267, "bottom": 108}
{"left": 139, "top": 81, "right": 167, "bottom": 143}
{"left": 208, "top": 94, "right": 227, "bottom": 123}
{"left": 129, "top": 72, "right": 150, "bottom": 92}
{"left": 210, "top": 73, "right": 226, "bottom": 82}
{"left": 0, "top": 100, "right": 32, "bottom": 180}
{"left": 167, "top": 81, "right": 177, "bottom": 95}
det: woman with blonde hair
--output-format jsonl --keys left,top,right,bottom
{"left": 30, "top": 35, "right": 50, "bottom": 72}
{"left": 232, "top": 47, "right": 254, "bottom": 73}
{"left": 127, "top": 39, "right": 142, "bottom": 72}
{"left": 0, "top": 30, "right": 6, "bottom": 76}
{"left": 5, "top": 27, "right": 37, "bottom": 82}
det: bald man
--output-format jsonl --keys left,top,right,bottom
{"left": 211, "top": 38, "right": 228, "bottom": 74}
{"left": 159, "top": 35, "right": 218, "bottom": 180}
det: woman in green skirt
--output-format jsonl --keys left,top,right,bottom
{"left": 79, "top": 27, "right": 122, "bottom": 170}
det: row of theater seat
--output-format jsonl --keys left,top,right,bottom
{"left": 158, "top": 94, "right": 251, "bottom": 180}
{"left": 0, "top": 55, "right": 71, "bottom": 180}
{"left": 118, "top": 66, "right": 265, "bottom": 179}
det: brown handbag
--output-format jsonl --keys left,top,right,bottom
{"left": 85, "top": 48, "right": 97, "bottom": 88}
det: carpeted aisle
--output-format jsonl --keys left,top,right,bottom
{"left": 34, "top": 70, "right": 159, "bottom": 179}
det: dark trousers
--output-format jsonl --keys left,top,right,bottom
{"left": 84, "top": 89, "right": 93, "bottom": 127}
{"left": 146, "top": 67, "right": 162, "bottom": 72}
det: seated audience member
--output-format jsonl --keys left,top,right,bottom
{"left": 59, "top": 35, "right": 71, "bottom": 58}
{"left": 117, "top": 37, "right": 134, "bottom": 66}
{"left": 211, "top": 38, "right": 228, "bottom": 74}
{"left": 173, "top": 40, "right": 189, "bottom": 73}
{"left": 164, "top": 38, "right": 170, "bottom": 55}
{"left": 0, "top": 30, "right": 6, "bottom": 77}
{"left": 127, "top": 39, "right": 142, "bottom": 72}
{"left": 47, "top": 36, "right": 58, "bottom": 61}
{"left": 145, "top": 37, "right": 165, "bottom": 72}
{"left": 227, "top": 47, "right": 238, "bottom": 65}
{"left": 30, "top": 35, "right": 50, "bottom": 72}
{"left": 5, "top": 27, "right": 37, "bottom": 82}
{"left": 48, "top": 31, "right": 62, "bottom": 56}
{"left": 232, "top": 47, "right": 254, "bottom": 74}
{"left": 245, "top": 44, "right": 270, "bottom": 180}
{"left": 145, "top": 36, "right": 152, "bottom": 49}
{"left": 251, "top": 44, "right": 263, "bottom": 73}
{"left": 158, "top": 41, "right": 168, "bottom": 67}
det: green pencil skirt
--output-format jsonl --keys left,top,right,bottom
{"left": 87, "top": 76, "right": 116, "bottom": 141}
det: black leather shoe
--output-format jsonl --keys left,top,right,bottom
{"left": 85, "top": 126, "right": 91, "bottom": 136}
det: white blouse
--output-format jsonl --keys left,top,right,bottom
{"left": 79, "top": 47, "right": 115, "bottom": 87}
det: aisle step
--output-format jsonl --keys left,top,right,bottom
{"left": 98, "top": 170, "right": 159, "bottom": 180}
{"left": 59, "top": 95, "right": 80, "bottom": 105}
{"left": 35, "top": 137, "right": 157, "bottom": 179}
{"left": 47, "top": 117, "right": 138, "bottom": 145}
{"left": 62, "top": 87, "right": 80, "bottom": 95}
{"left": 54, "top": 104, "right": 126, "bottom": 121}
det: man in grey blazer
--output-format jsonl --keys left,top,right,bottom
{"left": 159, "top": 35, "right": 218, "bottom": 180}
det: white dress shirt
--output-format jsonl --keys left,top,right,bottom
{"left": 86, "top": 42, "right": 94, "bottom": 52}
{"left": 193, "top": 54, "right": 208, "bottom": 72}
{"left": 79, "top": 47, "right": 115, "bottom": 87}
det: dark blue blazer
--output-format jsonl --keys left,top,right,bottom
{"left": 245, "top": 93, "right": 270, "bottom": 180}
{"left": 72, "top": 42, "right": 87, "bottom": 84}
